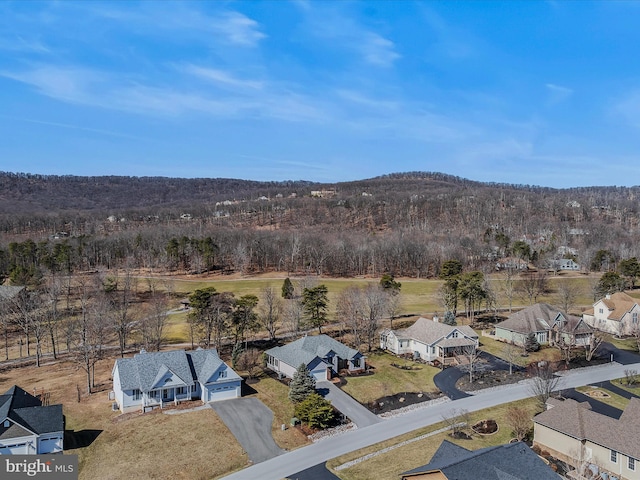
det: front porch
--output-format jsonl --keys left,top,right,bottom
{"left": 142, "top": 386, "right": 193, "bottom": 411}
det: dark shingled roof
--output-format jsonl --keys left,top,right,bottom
{"left": 0, "top": 386, "right": 64, "bottom": 438}
{"left": 265, "top": 335, "right": 362, "bottom": 370}
{"left": 402, "top": 440, "right": 560, "bottom": 479}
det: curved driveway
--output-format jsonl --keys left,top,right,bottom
{"left": 210, "top": 397, "right": 285, "bottom": 464}
{"left": 222, "top": 360, "right": 640, "bottom": 480}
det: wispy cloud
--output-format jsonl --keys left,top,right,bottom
{"left": 301, "top": 6, "right": 400, "bottom": 67}
{"left": 0, "top": 115, "right": 146, "bottom": 141}
{"left": 545, "top": 83, "right": 573, "bottom": 105}
{"left": 212, "top": 11, "right": 266, "bottom": 46}
{"left": 182, "top": 65, "right": 263, "bottom": 90}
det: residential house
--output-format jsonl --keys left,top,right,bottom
{"left": 112, "top": 348, "right": 241, "bottom": 413}
{"left": 0, "top": 385, "right": 64, "bottom": 455}
{"left": 401, "top": 440, "right": 560, "bottom": 479}
{"left": 0, "top": 285, "right": 25, "bottom": 303}
{"left": 549, "top": 258, "right": 581, "bottom": 271}
{"left": 534, "top": 397, "right": 640, "bottom": 480}
{"left": 380, "top": 317, "right": 478, "bottom": 367}
{"left": 265, "top": 334, "right": 365, "bottom": 381}
{"left": 583, "top": 292, "right": 640, "bottom": 336}
{"left": 494, "top": 303, "right": 592, "bottom": 347}
{"left": 495, "top": 257, "right": 529, "bottom": 271}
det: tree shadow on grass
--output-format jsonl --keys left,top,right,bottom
{"left": 64, "top": 429, "right": 102, "bottom": 449}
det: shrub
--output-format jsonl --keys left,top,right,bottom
{"left": 294, "top": 393, "right": 335, "bottom": 429}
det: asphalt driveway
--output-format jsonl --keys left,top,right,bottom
{"left": 316, "top": 381, "right": 381, "bottom": 428}
{"left": 210, "top": 397, "right": 285, "bottom": 464}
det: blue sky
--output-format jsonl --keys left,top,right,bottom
{"left": 1, "top": 1, "right": 640, "bottom": 187}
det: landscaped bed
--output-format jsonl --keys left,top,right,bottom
{"left": 367, "top": 391, "right": 442, "bottom": 414}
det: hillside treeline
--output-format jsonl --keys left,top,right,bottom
{"left": 1, "top": 171, "right": 640, "bottom": 283}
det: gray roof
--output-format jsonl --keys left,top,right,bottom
{"left": 0, "top": 385, "right": 64, "bottom": 437}
{"left": 265, "top": 335, "right": 362, "bottom": 369}
{"left": 113, "top": 348, "right": 238, "bottom": 393}
{"left": 393, "top": 317, "right": 478, "bottom": 346}
{"left": 534, "top": 397, "right": 640, "bottom": 460}
{"left": 402, "top": 440, "right": 559, "bottom": 479}
{"left": 496, "top": 303, "right": 559, "bottom": 334}
{"left": 0, "top": 285, "right": 25, "bottom": 302}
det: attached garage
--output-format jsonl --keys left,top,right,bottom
{"left": 202, "top": 381, "right": 241, "bottom": 403}
{"left": 0, "top": 442, "right": 29, "bottom": 454}
{"left": 307, "top": 357, "right": 329, "bottom": 381}
{"left": 39, "top": 436, "right": 63, "bottom": 454}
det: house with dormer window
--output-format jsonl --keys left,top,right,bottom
{"left": 380, "top": 317, "right": 478, "bottom": 367}
{"left": 582, "top": 292, "right": 640, "bottom": 336}
{"left": 112, "top": 348, "right": 241, "bottom": 413}
{"left": 0, "top": 385, "right": 64, "bottom": 454}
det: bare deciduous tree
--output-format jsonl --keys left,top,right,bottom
{"left": 502, "top": 341, "right": 519, "bottom": 375}
{"left": 259, "top": 286, "right": 282, "bottom": 341}
{"left": 585, "top": 330, "right": 606, "bottom": 362}
{"left": 528, "top": 361, "right": 561, "bottom": 411}
{"left": 517, "top": 271, "right": 548, "bottom": 305}
{"left": 555, "top": 281, "right": 581, "bottom": 316}
{"left": 506, "top": 405, "right": 531, "bottom": 442}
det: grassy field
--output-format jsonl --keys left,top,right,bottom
{"left": 0, "top": 355, "right": 247, "bottom": 480}
{"left": 340, "top": 351, "right": 440, "bottom": 404}
{"left": 326, "top": 398, "right": 539, "bottom": 480}
{"left": 575, "top": 385, "right": 630, "bottom": 411}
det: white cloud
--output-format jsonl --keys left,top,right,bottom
{"left": 360, "top": 33, "right": 401, "bottom": 67}
{"left": 212, "top": 11, "right": 266, "bottom": 47}
{"left": 183, "top": 65, "right": 263, "bottom": 90}
{"left": 545, "top": 83, "right": 573, "bottom": 105}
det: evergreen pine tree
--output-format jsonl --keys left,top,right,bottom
{"left": 288, "top": 363, "right": 316, "bottom": 403}
{"left": 524, "top": 332, "right": 540, "bottom": 352}
{"left": 231, "top": 342, "right": 243, "bottom": 368}
{"left": 282, "top": 277, "right": 295, "bottom": 299}
{"left": 443, "top": 311, "right": 457, "bottom": 326}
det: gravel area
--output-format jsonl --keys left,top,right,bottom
{"left": 308, "top": 422, "right": 357, "bottom": 443}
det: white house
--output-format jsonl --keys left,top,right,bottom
{"left": 380, "top": 317, "right": 478, "bottom": 366}
{"left": 0, "top": 385, "right": 64, "bottom": 455}
{"left": 583, "top": 292, "right": 640, "bottom": 336}
{"left": 265, "top": 334, "right": 365, "bottom": 381}
{"left": 112, "top": 348, "right": 241, "bottom": 413}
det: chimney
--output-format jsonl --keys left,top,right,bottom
{"left": 433, "top": 315, "right": 439, "bottom": 323}
{"left": 606, "top": 294, "right": 611, "bottom": 300}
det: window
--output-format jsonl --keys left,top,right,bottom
{"left": 3, "top": 420, "right": 10, "bottom": 428}
{"left": 191, "top": 384, "right": 197, "bottom": 392}
{"left": 611, "top": 450, "right": 618, "bottom": 463}
{"left": 219, "top": 370, "right": 227, "bottom": 379}
{"left": 133, "top": 389, "right": 141, "bottom": 401}
{"left": 633, "top": 312, "right": 638, "bottom": 324}
{"left": 629, "top": 457, "right": 636, "bottom": 471}
{"left": 353, "top": 358, "right": 360, "bottom": 368}
{"left": 599, "top": 308, "right": 604, "bottom": 314}
{"left": 162, "top": 389, "right": 168, "bottom": 400}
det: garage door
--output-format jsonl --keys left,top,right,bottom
{"left": 39, "top": 436, "right": 62, "bottom": 454}
{"left": 207, "top": 383, "right": 240, "bottom": 402}
{"left": 310, "top": 367, "right": 328, "bottom": 381}
{"left": 0, "top": 443, "right": 29, "bottom": 454}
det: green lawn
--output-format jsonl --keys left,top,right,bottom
{"left": 477, "top": 334, "right": 562, "bottom": 367}
{"left": 610, "top": 377, "right": 640, "bottom": 396}
{"left": 340, "top": 351, "right": 440, "bottom": 404}
{"left": 327, "top": 398, "right": 539, "bottom": 480}
{"left": 575, "top": 385, "right": 630, "bottom": 411}
{"left": 604, "top": 334, "right": 639, "bottom": 352}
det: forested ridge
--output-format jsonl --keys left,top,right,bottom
{"left": 1, "top": 171, "right": 639, "bottom": 282}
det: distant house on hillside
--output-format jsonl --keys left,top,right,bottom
{"left": 401, "top": 440, "right": 560, "bottom": 479}
{"left": 380, "top": 317, "right": 478, "bottom": 367}
{"left": 112, "top": 348, "right": 241, "bottom": 413}
{"left": 495, "top": 257, "right": 529, "bottom": 271}
{"left": 265, "top": 335, "right": 365, "bottom": 381}
{"left": 582, "top": 292, "right": 640, "bottom": 336}
{"left": 0, "top": 385, "right": 64, "bottom": 454}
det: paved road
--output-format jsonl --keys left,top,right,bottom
{"left": 222, "top": 360, "right": 640, "bottom": 480}
{"left": 317, "top": 381, "right": 381, "bottom": 428}
{"left": 210, "top": 397, "right": 285, "bottom": 464}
